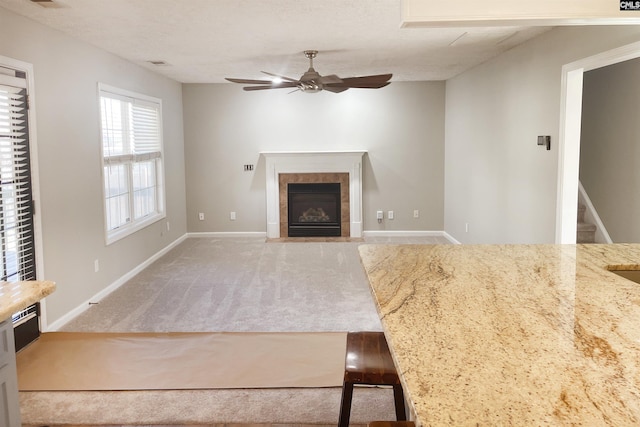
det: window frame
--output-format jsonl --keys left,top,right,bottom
{"left": 0, "top": 55, "right": 47, "bottom": 331}
{"left": 98, "top": 83, "right": 166, "bottom": 245}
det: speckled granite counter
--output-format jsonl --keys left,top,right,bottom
{"left": 358, "top": 244, "right": 640, "bottom": 426}
{"left": 0, "top": 280, "right": 56, "bottom": 321}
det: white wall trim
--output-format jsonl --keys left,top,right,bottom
{"left": 187, "top": 232, "right": 267, "bottom": 238}
{"left": 363, "top": 230, "right": 460, "bottom": 244}
{"left": 46, "top": 234, "right": 188, "bottom": 331}
{"left": 557, "top": 39, "right": 640, "bottom": 243}
{"left": 187, "top": 230, "right": 460, "bottom": 243}
{"left": 441, "top": 231, "right": 462, "bottom": 244}
{"left": 364, "top": 230, "right": 444, "bottom": 237}
{"left": 578, "top": 181, "right": 613, "bottom": 244}
{"left": 187, "top": 231, "right": 461, "bottom": 244}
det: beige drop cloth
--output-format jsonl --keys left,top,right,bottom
{"left": 17, "top": 332, "right": 347, "bottom": 391}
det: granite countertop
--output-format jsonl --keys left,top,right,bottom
{"left": 0, "top": 280, "right": 56, "bottom": 321}
{"left": 358, "top": 244, "right": 640, "bottom": 426}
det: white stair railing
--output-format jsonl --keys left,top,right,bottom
{"left": 578, "top": 181, "right": 613, "bottom": 244}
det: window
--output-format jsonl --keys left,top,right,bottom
{"left": 1, "top": 59, "right": 42, "bottom": 351}
{"left": 99, "top": 84, "right": 165, "bottom": 244}
{"left": 0, "top": 67, "right": 36, "bottom": 284}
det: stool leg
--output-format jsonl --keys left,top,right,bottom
{"left": 338, "top": 381, "right": 354, "bottom": 427}
{"left": 393, "top": 384, "right": 407, "bottom": 421}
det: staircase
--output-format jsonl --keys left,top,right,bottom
{"left": 577, "top": 203, "right": 596, "bottom": 243}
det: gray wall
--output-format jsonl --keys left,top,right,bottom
{"left": 0, "top": 7, "right": 187, "bottom": 325}
{"left": 182, "top": 82, "right": 445, "bottom": 233}
{"left": 580, "top": 58, "right": 640, "bottom": 242}
{"left": 444, "top": 25, "right": 640, "bottom": 244}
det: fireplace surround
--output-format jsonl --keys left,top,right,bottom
{"left": 262, "top": 151, "right": 366, "bottom": 239}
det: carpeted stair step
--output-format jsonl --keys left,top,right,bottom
{"left": 576, "top": 203, "right": 596, "bottom": 243}
{"left": 577, "top": 203, "right": 587, "bottom": 223}
{"left": 577, "top": 221, "right": 596, "bottom": 243}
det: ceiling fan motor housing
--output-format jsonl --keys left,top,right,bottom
{"left": 299, "top": 69, "right": 322, "bottom": 92}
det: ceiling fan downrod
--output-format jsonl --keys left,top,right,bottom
{"left": 304, "top": 50, "right": 318, "bottom": 71}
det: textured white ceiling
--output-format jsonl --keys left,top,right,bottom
{"left": 0, "top": 0, "right": 552, "bottom": 83}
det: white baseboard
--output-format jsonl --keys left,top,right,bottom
{"left": 46, "top": 234, "right": 188, "bottom": 331}
{"left": 363, "top": 230, "right": 460, "bottom": 244}
{"left": 189, "top": 229, "right": 462, "bottom": 243}
{"left": 187, "top": 231, "right": 267, "bottom": 238}
{"left": 441, "top": 231, "right": 461, "bottom": 244}
{"left": 187, "top": 231, "right": 460, "bottom": 244}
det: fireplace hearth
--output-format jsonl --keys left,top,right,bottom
{"left": 287, "top": 183, "right": 341, "bottom": 237}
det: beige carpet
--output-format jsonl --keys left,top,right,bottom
{"left": 21, "top": 237, "right": 450, "bottom": 424}
{"left": 17, "top": 332, "right": 346, "bottom": 391}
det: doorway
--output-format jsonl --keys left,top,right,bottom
{"left": 557, "top": 40, "right": 640, "bottom": 243}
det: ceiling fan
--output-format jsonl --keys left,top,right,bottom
{"left": 225, "top": 50, "right": 392, "bottom": 93}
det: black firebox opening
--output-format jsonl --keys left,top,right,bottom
{"left": 288, "top": 183, "right": 341, "bottom": 237}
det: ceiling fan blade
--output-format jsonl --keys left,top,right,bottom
{"left": 317, "top": 74, "right": 343, "bottom": 85}
{"left": 335, "top": 74, "right": 393, "bottom": 88}
{"left": 242, "top": 82, "right": 299, "bottom": 91}
{"left": 358, "top": 73, "right": 393, "bottom": 82}
{"left": 225, "top": 77, "right": 274, "bottom": 85}
{"left": 260, "top": 71, "right": 299, "bottom": 83}
{"left": 323, "top": 85, "right": 350, "bottom": 93}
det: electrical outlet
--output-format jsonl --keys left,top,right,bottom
{"left": 388, "top": 210, "right": 394, "bottom": 220}
{"left": 94, "top": 259, "right": 99, "bottom": 273}
{"left": 413, "top": 210, "right": 419, "bottom": 218}
{"left": 198, "top": 212, "right": 204, "bottom": 221}
{"left": 230, "top": 211, "right": 236, "bottom": 220}
{"left": 376, "top": 210, "right": 383, "bottom": 220}
{"left": 166, "top": 222, "right": 170, "bottom": 231}
{"left": 465, "top": 222, "right": 469, "bottom": 233}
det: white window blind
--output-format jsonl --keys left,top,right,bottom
{"left": 99, "top": 84, "right": 165, "bottom": 244}
{"left": 0, "top": 73, "right": 36, "bottom": 283}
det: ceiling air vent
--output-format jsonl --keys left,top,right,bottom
{"left": 148, "top": 60, "right": 169, "bottom": 66}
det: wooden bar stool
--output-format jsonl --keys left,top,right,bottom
{"left": 338, "top": 331, "right": 407, "bottom": 427}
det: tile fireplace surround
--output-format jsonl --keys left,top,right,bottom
{"left": 262, "top": 151, "right": 365, "bottom": 239}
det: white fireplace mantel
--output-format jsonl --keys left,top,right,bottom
{"left": 261, "top": 151, "right": 366, "bottom": 238}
